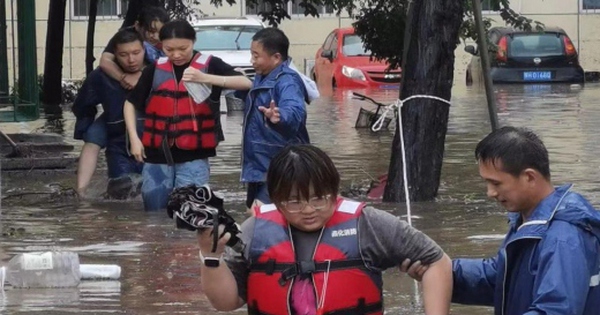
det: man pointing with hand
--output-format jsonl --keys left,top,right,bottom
{"left": 258, "top": 100, "right": 281, "bottom": 124}
{"left": 242, "top": 28, "right": 310, "bottom": 212}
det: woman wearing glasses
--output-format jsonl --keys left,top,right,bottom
{"left": 197, "top": 144, "right": 453, "bottom": 315}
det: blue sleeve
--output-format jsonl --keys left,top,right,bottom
{"left": 452, "top": 256, "right": 498, "bottom": 306}
{"left": 270, "top": 75, "right": 306, "bottom": 138}
{"left": 72, "top": 72, "right": 100, "bottom": 119}
{"left": 524, "top": 237, "right": 590, "bottom": 315}
{"left": 143, "top": 41, "right": 164, "bottom": 63}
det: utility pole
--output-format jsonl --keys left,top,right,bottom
{"left": 472, "top": 0, "right": 499, "bottom": 131}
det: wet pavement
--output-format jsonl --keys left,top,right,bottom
{"left": 1, "top": 82, "right": 600, "bottom": 314}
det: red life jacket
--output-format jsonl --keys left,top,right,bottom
{"left": 247, "top": 198, "right": 383, "bottom": 315}
{"left": 141, "top": 53, "right": 217, "bottom": 150}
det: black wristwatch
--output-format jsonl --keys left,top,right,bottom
{"left": 199, "top": 250, "right": 221, "bottom": 268}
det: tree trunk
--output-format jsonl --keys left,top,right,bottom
{"left": 41, "top": 0, "right": 67, "bottom": 109}
{"left": 85, "top": 0, "right": 99, "bottom": 76}
{"left": 383, "top": 0, "right": 464, "bottom": 202}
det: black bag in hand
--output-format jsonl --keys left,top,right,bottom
{"left": 167, "top": 185, "right": 243, "bottom": 253}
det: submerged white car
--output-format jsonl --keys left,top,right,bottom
{"left": 192, "top": 17, "right": 265, "bottom": 80}
{"left": 192, "top": 17, "right": 265, "bottom": 111}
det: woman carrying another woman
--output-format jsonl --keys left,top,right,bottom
{"left": 124, "top": 20, "right": 252, "bottom": 211}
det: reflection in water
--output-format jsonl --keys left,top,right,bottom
{"left": 0, "top": 281, "right": 121, "bottom": 313}
{"left": 2, "top": 83, "right": 600, "bottom": 314}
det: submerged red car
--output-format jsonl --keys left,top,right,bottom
{"left": 312, "top": 27, "right": 401, "bottom": 89}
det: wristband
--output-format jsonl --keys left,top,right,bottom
{"left": 222, "top": 76, "right": 227, "bottom": 88}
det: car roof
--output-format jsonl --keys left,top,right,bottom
{"left": 490, "top": 26, "right": 567, "bottom": 35}
{"left": 191, "top": 16, "right": 264, "bottom": 27}
{"left": 331, "top": 27, "right": 355, "bottom": 35}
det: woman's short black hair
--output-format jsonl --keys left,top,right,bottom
{"left": 475, "top": 126, "right": 551, "bottom": 179}
{"left": 267, "top": 144, "right": 339, "bottom": 204}
{"left": 159, "top": 19, "right": 196, "bottom": 41}
{"left": 136, "top": 6, "right": 170, "bottom": 31}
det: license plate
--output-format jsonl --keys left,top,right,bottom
{"left": 523, "top": 71, "right": 552, "bottom": 81}
{"left": 379, "top": 84, "right": 399, "bottom": 89}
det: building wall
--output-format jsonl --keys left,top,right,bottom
{"left": 4, "top": 0, "right": 600, "bottom": 83}
{"left": 5, "top": 0, "right": 123, "bottom": 81}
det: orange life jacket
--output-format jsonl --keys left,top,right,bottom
{"left": 141, "top": 53, "right": 217, "bottom": 150}
{"left": 247, "top": 198, "right": 383, "bottom": 315}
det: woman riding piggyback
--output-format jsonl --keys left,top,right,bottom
{"left": 123, "top": 20, "right": 252, "bottom": 211}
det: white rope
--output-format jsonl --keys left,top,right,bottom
{"left": 371, "top": 95, "right": 452, "bottom": 133}
{"left": 317, "top": 260, "right": 332, "bottom": 314}
{"left": 371, "top": 94, "right": 452, "bottom": 226}
{"left": 369, "top": 94, "right": 451, "bottom": 310}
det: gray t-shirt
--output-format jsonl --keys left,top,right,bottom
{"left": 225, "top": 206, "right": 444, "bottom": 301}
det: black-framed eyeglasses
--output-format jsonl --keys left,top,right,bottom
{"left": 280, "top": 195, "right": 332, "bottom": 213}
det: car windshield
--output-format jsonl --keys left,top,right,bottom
{"left": 342, "top": 35, "right": 371, "bottom": 57}
{"left": 509, "top": 33, "right": 564, "bottom": 57}
{"left": 194, "top": 25, "right": 262, "bottom": 51}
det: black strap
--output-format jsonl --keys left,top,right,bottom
{"left": 150, "top": 112, "right": 157, "bottom": 147}
{"left": 247, "top": 300, "right": 276, "bottom": 315}
{"left": 151, "top": 89, "right": 190, "bottom": 99}
{"left": 160, "top": 136, "right": 175, "bottom": 166}
{"left": 248, "top": 298, "right": 382, "bottom": 315}
{"left": 322, "top": 299, "right": 383, "bottom": 315}
{"left": 147, "top": 113, "right": 214, "bottom": 122}
{"left": 143, "top": 126, "right": 216, "bottom": 137}
{"left": 250, "top": 259, "right": 366, "bottom": 286}
{"left": 211, "top": 212, "right": 219, "bottom": 253}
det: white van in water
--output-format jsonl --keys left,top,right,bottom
{"left": 192, "top": 17, "right": 265, "bottom": 79}
{"left": 191, "top": 17, "right": 265, "bottom": 111}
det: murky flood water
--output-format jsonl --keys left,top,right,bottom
{"left": 2, "top": 82, "right": 600, "bottom": 314}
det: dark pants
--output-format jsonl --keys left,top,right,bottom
{"left": 246, "top": 182, "right": 271, "bottom": 209}
{"left": 106, "top": 175, "right": 142, "bottom": 200}
{"left": 105, "top": 134, "right": 144, "bottom": 200}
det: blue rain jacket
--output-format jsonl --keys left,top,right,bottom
{"left": 241, "top": 61, "right": 310, "bottom": 183}
{"left": 453, "top": 184, "right": 600, "bottom": 315}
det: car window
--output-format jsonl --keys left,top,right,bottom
{"left": 509, "top": 33, "right": 564, "bottom": 57}
{"left": 489, "top": 31, "right": 500, "bottom": 45}
{"left": 323, "top": 32, "right": 335, "bottom": 50}
{"left": 194, "top": 25, "right": 262, "bottom": 51}
{"left": 342, "top": 35, "right": 371, "bottom": 56}
{"left": 331, "top": 35, "right": 339, "bottom": 58}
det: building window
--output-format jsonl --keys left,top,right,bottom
{"left": 72, "top": 0, "right": 129, "bottom": 20}
{"left": 582, "top": 0, "right": 600, "bottom": 12}
{"left": 290, "top": 2, "right": 334, "bottom": 15}
{"left": 246, "top": 0, "right": 333, "bottom": 17}
{"left": 480, "top": 0, "right": 500, "bottom": 12}
{"left": 246, "top": 1, "right": 283, "bottom": 15}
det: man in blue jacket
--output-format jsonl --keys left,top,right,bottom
{"left": 242, "top": 28, "right": 310, "bottom": 210}
{"left": 451, "top": 126, "right": 600, "bottom": 315}
{"left": 73, "top": 29, "right": 145, "bottom": 199}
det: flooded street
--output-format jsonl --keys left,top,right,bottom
{"left": 2, "top": 82, "right": 600, "bottom": 314}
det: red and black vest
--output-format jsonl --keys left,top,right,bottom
{"left": 142, "top": 53, "right": 217, "bottom": 150}
{"left": 247, "top": 198, "right": 383, "bottom": 315}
